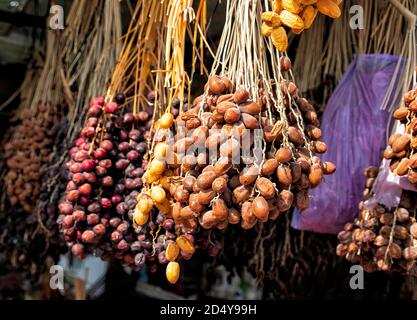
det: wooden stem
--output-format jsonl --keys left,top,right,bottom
{"left": 389, "top": 0, "right": 417, "bottom": 28}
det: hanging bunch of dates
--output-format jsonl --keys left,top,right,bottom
{"left": 336, "top": 166, "right": 417, "bottom": 274}
{"left": 385, "top": 88, "right": 417, "bottom": 183}
{"left": 261, "top": 0, "right": 343, "bottom": 52}
{"left": 0, "top": 29, "right": 71, "bottom": 286}
{"left": 139, "top": 56, "right": 335, "bottom": 284}
{"left": 0, "top": 110, "right": 66, "bottom": 283}
{"left": 0, "top": 88, "right": 66, "bottom": 285}
{"left": 59, "top": 94, "right": 155, "bottom": 268}
{"left": 58, "top": 0, "right": 188, "bottom": 275}
{"left": 161, "top": 59, "right": 333, "bottom": 229}
{"left": 135, "top": 96, "right": 224, "bottom": 284}
{"left": 3, "top": 103, "right": 62, "bottom": 213}
{"left": 58, "top": 91, "right": 194, "bottom": 277}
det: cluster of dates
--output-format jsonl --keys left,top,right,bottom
{"left": 386, "top": 88, "right": 417, "bottom": 184}
{"left": 0, "top": 99, "right": 69, "bottom": 284}
{"left": 59, "top": 94, "right": 208, "bottom": 283}
{"left": 261, "top": 0, "right": 342, "bottom": 52}
{"left": 59, "top": 94, "right": 154, "bottom": 268}
{"left": 337, "top": 166, "right": 417, "bottom": 274}
{"left": 169, "top": 77, "right": 333, "bottom": 228}
{"left": 140, "top": 58, "right": 335, "bottom": 283}
{"left": 3, "top": 102, "right": 61, "bottom": 213}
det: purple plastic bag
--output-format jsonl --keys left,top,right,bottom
{"left": 291, "top": 54, "right": 403, "bottom": 234}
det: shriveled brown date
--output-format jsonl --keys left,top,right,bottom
{"left": 232, "top": 185, "right": 251, "bottom": 204}
{"left": 189, "top": 193, "right": 204, "bottom": 212}
{"left": 256, "top": 177, "right": 276, "bottom": 198}
{"left": 308, "top": 164, "right": 323, "bottom": 188}
{"left": 241, "top": 113, "right": 259, "bottom": 129}
{"left": 322, "top": 161, "right": 336, "bottom": 175}
{"left": 214, "top": 157, "right": 233, "bottom": 176}
{"left": 198, "top": 189, "right": 216, "bottom": 205}
{"left": 391, "top": 134, "right": 410, "bottom": 153}
{"left": 208, "top": 75, "right": 226, "bottom": 94}
{"left": 239, "top": 101, "right": 261, "bottom": 115}
{"left": 275, "top": 147, "right": 293, "bottom": 163}
{"left": 393, "top": 107, "right": 409, "bottom": 120}
{"left": 277, "top": 165, "right": 292, "bottom": 186}
{"left": 288, "top": 127, "right": 304, "bottom": 146}
{"left": 233, "top": 89, "right": 249, "bottom": 104}
{"left": 261, "top": 159, "right": 278, "bottom": 176}
{"left": 241, "top": 201, "right": 256, "bottom": 224}
{"left": 228, "top": 207, "right": 241, "bottom": 224}
{"left": 252, "top": 196, "right": 269, "bottom": 221}
{"left": 182, "top": 176, "right": 196, "bottom": 191}
{"left": 239, "top": 165, "right": 260, "bottom": 185}
{"left": 277, "top": 190, "right": 293, "bottom": 212}
{"left": 213, "top": 198, "right": 228, "bottom": 221}
{"left": 197, "top": 171, "right": 217, "bottom": 190}
{"left": 212, "top": 177, "right": 228, "bottom": 193}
